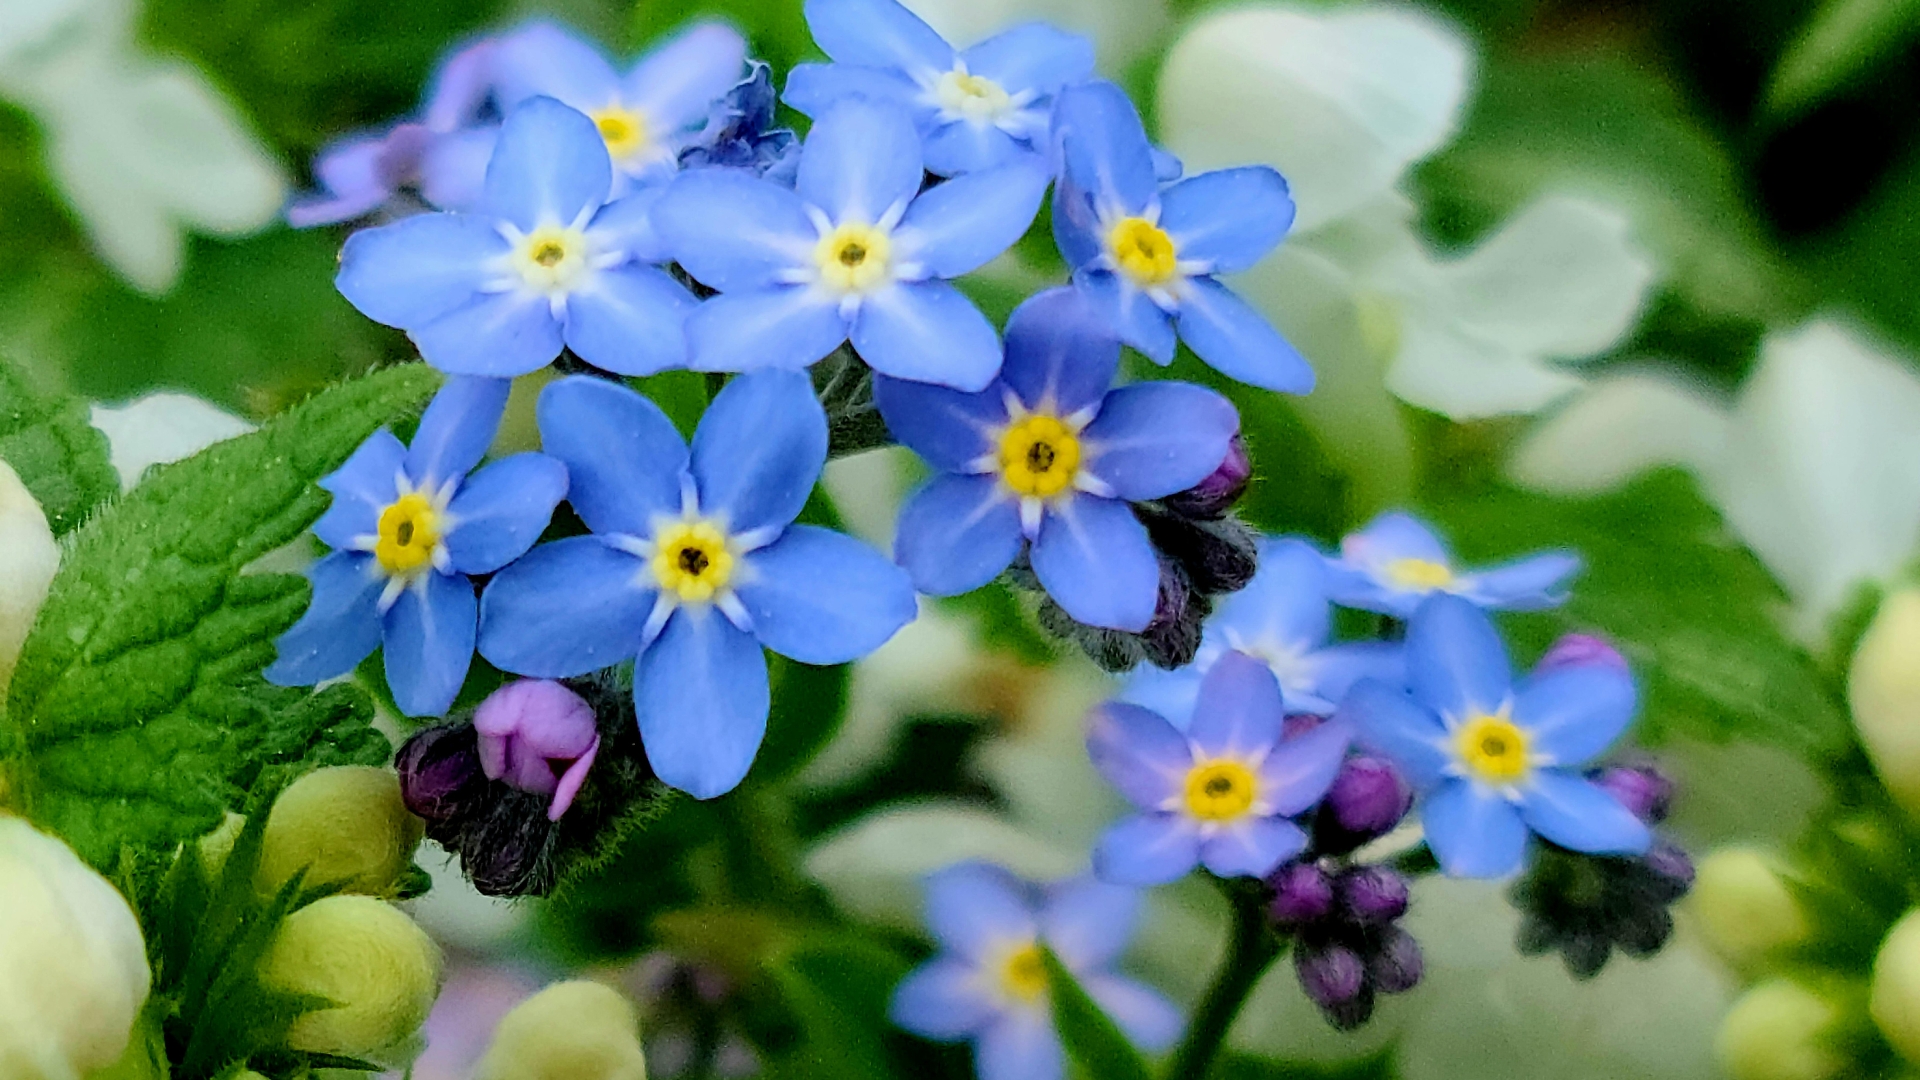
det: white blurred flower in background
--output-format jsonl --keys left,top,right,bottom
{"left": 901, "top": 0, "right": 1168, "bottom": 76}
{"left": 0, "top": 0, "right": 286, "bottom": 295}
{"left": 0, "top": 463, "right": 57, "bottom": 703}
{"left": 90, "top": 391, "right": 254, "bottom": 488}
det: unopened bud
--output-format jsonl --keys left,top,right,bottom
{"left": 1850, "top": 589, "right": 1920, "bottom": 818}
{"left": 260, "top": 895, "right": 442, "bottom": 1059}
{"left": 1324, "top": 756, "right": 1412, "bottom": 841}
{"left": 1873, "top": 909, "right": 1920, "bottom": 1064}
{"left": 1689, "top": 847, "right": 1807, "bottom": 970}
{"left": 1368, "top": 926, "right": 1423, "bottom": 994}
{"left": 1715, "top": 979, "right": 1846, "bottom": 1080}
{"left": 1266, "top": 861, "right": 1333, "bottom": 925}
{"left": 1335, "top": 866, "right": 1409, "bottom": 925}
{"left": 0, "top": 462, "right": 58, "bottom": 704}
{"left": 474, "top": 980, "right": 647, "bottom": 1080}
{"left": 1537, "top": 632, "right": 1629, "bottom": 675}
{"left": 1295, "top": 942, "right": 1372, "bottom": 1029}
{"left": 258, "top": 767, "right": 423, "bottom": 897}
{"left": 397, "top": 723, "right": 490, "bottom": 822}
{"left": 196, "top": 811, "right": 245, "bottom": 880}
{"left": 1161, "top": 433, "right": 1251, "bottom": 519}
{"left": 475, "top": 680, "right": 602, "bottom": 821}
{"left": 1595, "top": 763, "right": 1674, "bottom": 825}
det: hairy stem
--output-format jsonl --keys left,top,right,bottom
{"left": 1163, "top": 879, "right": 1287, "bottom": 1080}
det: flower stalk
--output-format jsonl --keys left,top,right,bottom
{"left": 1163, "top": 877, "right": 1288, "bottom": 1080}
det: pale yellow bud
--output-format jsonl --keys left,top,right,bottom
{"left": 1873, "top": 909, "right": 1920, "bottom": 1063}
{"left": 0, "top": 461, "right": 58, "bottom": 706}
{"left": 257, "top": 767, "right": 422, "bottom": 897}
{"left": 259, "top": 895, "right": 442, "bottom": 1059}
{"left": 474, "top": 981, "right": 647, "bottom": 1080}
{"left": 1715, "top": 979, "right": 1847, "bottom": 1080}
{"left": 0, "top": 816, "right": 150, "bottom": 1080}
{"left": 1852, "top": 589, "right": 1920, "bottom": 817}
{"left": 1689, "top": 846, "right": 1807, "bottom": 969}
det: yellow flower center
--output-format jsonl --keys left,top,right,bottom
{"left": 375, "top": 493, "right": 441, "bottom": 576}
{"left": 935, "top": 67, "right": 1014, "bottom": 121}
{"left": 998, "top": 414, "right": 1081, "bottom": 498}
{"left": 1385, "top": 557, "right": 1454, "bottom": 591}
{"left": 1108, "top": 216, "right": 1179, "bottom": 288}
{"left": 997, "top": 942, "right": 1049, "bottom": 1003}
{"left": 1184, "top": 760, "right": 1258, "bottom": 822}
{"left": 513, "top": 225, "right": 591, "bottom": 293}
{"left": 813, "top": 222, "right": 893, "bottom": 293}
{"left": 1456, "top": 711, "right": 1530, "bottom": 785}
{"left": 590, "top": 105, "right": 649, "bottom": 160}
{"left": 651, "top": 520, "right": 736, "bottom": 603}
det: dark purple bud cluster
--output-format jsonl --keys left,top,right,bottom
{"left": 1268, "top": 860, "right": 1423, "bottom": 1029}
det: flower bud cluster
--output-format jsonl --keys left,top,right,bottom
{"left": 1267, "top": 860, "right": 1421, "bottom": 1029}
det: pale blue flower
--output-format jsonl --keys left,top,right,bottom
{"left": 1325, "top": 510, "right": 1580, "bottom": 619}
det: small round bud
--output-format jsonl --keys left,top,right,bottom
{"left": 1295, "top": 942, "right": 1372, "bottom": 1029}
{"left": 260, "top": 895, "right": 443, "bottom": 1059}
{"left": 1715, "top": 979, "right": 1846, "bottom": 1080}
{"left": 474, "top": 980, "right": 647, "bottom": 1080}
{"left": 1367, "top": 926, "right": 1423, "bottom": 994}
{"left": 397, "top": 723, "right": 490, "bottom": 822}
{"left": 0, "top": 462, "right": 58, "bottom": 704}
{"left": 1335, "top": 866, "right": 1409, "bottom": 925}
{"left": 1161, "top": 433, "right": 1251, "bottom": 519}
{"left": 1873, "top": 909, "right": 1920, "bottom": 1063}
{"left": 1596, "top": 763, "right": 1674, "bottom": 825}
{"left": 1850, "top": 589, "right": 1920, "bottom": 818}
{"left": 258, "top": 766, "right": 423, "bottom": 897}
{"left": 474, "top": 680, "right": 602, "bottom": 821}
{"left": 1689, "top": 847, "right": 1807, "bottom": 969}
{"left": 1642, "top": 841, "right": 1696, "bottom": 903}
{"left": 1266, "top": 862, "right": 1333, "bottom": 925}
{"left": 1537, "top": 632, "right": 1629, "bottom": 675}
{"left": 1324, "top": 756, "right": 1412, "bottom": 839}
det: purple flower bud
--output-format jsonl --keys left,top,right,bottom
{"left": 1368, "top": 927, "right": 1424, "bottom": 994}
{"left": 1643, "top": 841, "right": 1696, "bottom": 903}
{"left": 1325, "top": 756, "right": 1413, "bottom": 838}
{"left": 1138, "top": 558, "right": 1204, "bottom": 670}
{"left": 474, "top": 680, "right": 602, "bottom": 821}
{"left": 396, "top": 723, "right": 489, "bottom": 822}
{"left": 1336, "top": 866, "right": 1410, "bottom": 925}
{"left": 1537, "top": 632, "right": 1629, "bottom": 674}
{"left": 1267, "top": 861, "right": 1334, "bottom": 925}
{"left": 1161, "top": 433, "right": 1251, "bottom": 519}
{"left": 1596, "top": 763, "right": 1674, "bottom": 825}
{"left": 1295, "top": 941, "right": 1367, "bottom": 1009}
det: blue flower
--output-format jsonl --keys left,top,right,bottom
{"left": 890, "top": 862, "right": 1180, "bottom": 1080}
{"left": 1123, "top": 538, "right": 1404, "bottom": 725}
{"left": 676, "top": 62, "right": 801, "bottom": 185}
{"left": 267, "top": 377, "right": 567, "bottom": 718}
{"left": 475, "top": 370, "right": 918, "bottom": 799}
{"left": 784, "top": 0, "right": 1094, "bottom": 177}
{"left": 876, "top": 288, "right": 1238, "bottom": 631}
{"left": 494, "top": 19, "right": 746, "bottom": 190}
{"left": 335, "top": 97, "right": 697, "bottom": 378}
{"left": 1336, "top": 595, "right": 1652, "bottom": 879}
{"left": 1324, "top": 511, "right": 1580, "bottom": 619}
{"left": 653, "top": 98, "right": 1049, "bottom": 390}
{"left": 1088, "top": 652, "right": 1351, "bottom": 885}
{"left": 1051, "top": 81, "right": 1314, "bottom": 394}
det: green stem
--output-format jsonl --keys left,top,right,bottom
{"left": 1163, "top": 880, "right": 1287, "bottom": 1080}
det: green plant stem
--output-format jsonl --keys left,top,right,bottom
{"left": 1162, "top": 880, "right": 1287, "bottom": 1080}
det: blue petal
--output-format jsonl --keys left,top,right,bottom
{"left": 961, "top": 23, "right": 1095, "bottom": 93}
{"left": 1405, "top": 594, "right": 1513, "bottom": 722}
{"left": 1187, "top": 650, "right": 1284, "bottom": 761}
{"left": 621, "top": 21, "right": 747, "bottom": 130}
{"left": 1344, "top": 511, "right": 1451, "bottom": 566}
{"left": 494, "top": 20, "right": 621, "bottom": 112}
{"left": 1038, "top": 875, "right": 1139, "bottom": 970}
{"left": 265, "top": 551, "right": 385, "bottom": 686}
{"left": 783, "top": 62, "right": 922, "bottom": 118}
{"left": 411, "top": 292, "right": 564, "bottom": 377}
{"left": 1083, "top": 976, "right": 1182, "bottom": 1052}
{"left": 735, "top": 525, "right": 917, "bottom": 663}
{"left": 1460, "top": 551, "right": 1582, "bottom": 611}
{"left": 1422, "top": 779, "right": 1529, "bottom": 879}
{"left": 1335, "top": 679, "right": 1449, "bottom": 789}
{"left": 477, "top": 537, "right": 653, "bottom": 676}
{"left": 422, "top": 34, "right": 497, "bottom": 130}
{"left": 1118, "top": 665, "right": 1202, "bottom": 731}
{"left": 685, "top": 287, "right": 851, "bottom": 373}
{"left": 1211, "top": 538, "right": 1331, "bottom": 655}
{"left": 976, "top": 1012, "right": 1065, "bottom": 1080}
{"left": 586, "top": 184, "right": 674, "bottom": 263}
{"left": 893, "top": 474, "right": 1024, "bottom": 596}
{"left": 443, "top": 453, "right": 569, "bottom": 575}
{"left": 1083, "top": 382, "right": 1236, "bottom": 501}
{"left": 890, "top": 959, "right": 997, "bottom": 1040}
{"left": 1093, "top": 813, "right": 1200, "bottom": 886}
{"left": 636, "top": 607, "right": 771, "bottom": 798}
{"left": 851, "top": 281, "right": 1002, "bottom": 392}
{"left": 407, "top": 376, "right": 510, "bottom": 486}
{"left": 922, "top": 120, "right": 1026, "bottom": 176}
{"left": 796, "top": 98, "right": 925, "bottom": 224}
{"left": 1085, "top": 701, "right": 1191, "bottom": 811}
{"left": 484, "top": 96, "right": 613, "bottom": 231}
{"left": 1513, "top": 664, "right": 1637, "bottom": 767}
{"left": 1257, "top": 718, "right": 1352, "bottom": 816}
{"left": 288, "top": 135, "right": 388, "bottom": 228}
{"left": 1518, "top": 771, "right": 1653, "bottom": 856}
{"left": 654, "top": 171, "right": 817, "bottom": 291}
{"left": 1075, "top": 270, "right": 1175, "bottom": 365}
{"left": 1303, "top": 642, "right": 1406, "bottom": 713}
{"left": 999, "top": 287, "right": 1119, "bottom": 417}
{"left": 314, "top": 430, "right": 404, "bottom": 551}
{"left": 1151, "top": 146, "right": 1183, "bottom": 183}
{"left": 336, "top": 213, "right": 503, "bottom": 329}
{"left": 1158, "top": 167, "right": 1294, "bottom": 275}
{"left": 1051, "top": 179, "right": 1102, "bottom": 269}
{"left": 562, "top": 265, "right": 696, "bottom": 376}
{"left": 420, "top": 126, "right": 497, "bottom": 211}
{"left": 897, "top": 158, "right": 1049, "bottom": 278}
{"left": 804, "top": 0, "right": 954, "bottom": 74}
{"left": 382, "top": 571, "right": 477, "bottom": 718}
{"left": 924, "top": 861, "right": 1037, "bottom": 959}
{"left": 1176, "top": 277, "right": 1315, "bottom": 394}
{"left": 1052, "top": 81, "right": 1157, "bottom": 218}
{"left": 537, "top": 376, "right": 688, "bottom": 536}
{"left": 871, "top": 373, "right": 1008, "bottom": 472}
{"left": 691, "top": 369, "right": 827, "bottom": 536}
{"left": 1030, "top": 495, "right": 1157, "bottom": 632}
{"left": 1198, "top": 817, "right": 1308, "bottom": 878}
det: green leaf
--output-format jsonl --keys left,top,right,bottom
{"left": 1767, "top": 0, "right": 1920, "bottom": 118}
{"left": 2, "top": 363, "right": 438, "bottom": 867}
{"left": 764, "top": 933, "right": 913, "bottom": 1080}
{"left": 1422, "top": 471, "right": 1852, "bottom": 756}
{"left": 1212, "top": 1050, "right": 1399, "bottom": 1079}
{"left": 1039, "top": 947, "right": 1153, "bottom": 1080}
{"left": 0, "top": 357, "right": 116, "bottom": 535}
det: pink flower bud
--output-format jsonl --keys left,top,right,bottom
{"left": 473, "top": 680, "right": 601, "bottom": 821}
{"left": 1537, "top": 632, "right": 1628, "bottom": 674}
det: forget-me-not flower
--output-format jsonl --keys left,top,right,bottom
{"left": 654, "top": 98, "right": 1049, "bottom": 390}
{"left": 1088, "top": 651, "right": 1351, "bottom": 885}
{"left": 267, "top": 377, "right": 567, "bottom": 718}
{"left": 677, "top": 61, "right": 801, "bottom": 185}
{"left": 494, "top": 19, "right": 746, "bottom": 190}
{"left": 1337, "top": 594, "right": 1651, "bottom": 878}
{"left": 889, "top": 862, "right": 1180, "bottom": 1080}
{"left": 1052, "top": 80, "right": 1314, "bottom": 394}
{"left": 1324, "top": 510, "right": 1579, "bottom": 619}
{"left": 476, "top": 370, "right": 918, "bottom": 799}
{"left": 876, "top": 288, "right": 1238, "bottom": 631}
{"left": 335, "top": 96, "right": 696, "bottom": 378}
{"left": 783, "top": 0, "right": 1094, "bottom": 176}
{"left": 1123, "top": 537, "right": 1404, "bottom": 725}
